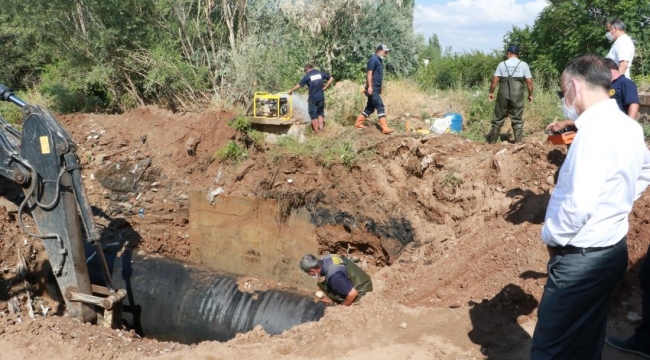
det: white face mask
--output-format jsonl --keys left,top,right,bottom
{"left": 561, "top": 83, "right": 579, "bottom": 121}
{"left": 311, "top": 273, "right": 319, "bottom": 279}
{"left": 606, "top": 31, "right": 614, "bottom": 42}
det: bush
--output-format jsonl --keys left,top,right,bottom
{"left": 415, "top": 50, "right": 501, "bottom": 91}
{"left": 216, "top": 141, "right": 248, "bottom": 163}
{"left": 38, "top": 62, "right": 110, "bottom": 113}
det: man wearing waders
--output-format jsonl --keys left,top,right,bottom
{"left": 299, "top": 253, "right": 373, "bottom": 306}
{"left": 487, "top": 45, "right": 534, "bottom": 143}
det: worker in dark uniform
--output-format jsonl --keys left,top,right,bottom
{"left": 299, "top": 253, "right": 373, "bottom": 306}
{"left": 288, "top": 63, "right": 334, "bottom": 132}
{"left": 354, "top": 44, "right": 394, "bottom": 134}
{"left": 487, "top": 45, "right": 534, "bottom": 143}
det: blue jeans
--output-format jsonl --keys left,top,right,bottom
{"left": 531, "top": 238, "right": 628, "bottom": 360}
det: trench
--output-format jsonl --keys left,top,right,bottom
{"left": 86, "top": 248, "right": 326, "bottom": 344}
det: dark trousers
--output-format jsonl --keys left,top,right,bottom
{"left": 492, "top": 95, "right": 524, "bottom": 131}
{"left": 361, "top": 90, "right": 386, "bottom": 118}
{"left": 531, "top": 238, "right": 628, "bottom": 360}
{"left": 308, "top": 99, "right": 325, "bottom": 120}
{"left": 634, "top": 243, "right": 650, "bottom": 340}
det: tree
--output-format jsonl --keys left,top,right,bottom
{"left": 505, "top": 0, "right": 650, "bottom": 78}
{"left": 424, "top": 34, "right": 442, "bottom": 60}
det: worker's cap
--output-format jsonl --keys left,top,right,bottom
{"left": 507, "top": 45, "right": 519, "bottom": 54}
{"left": 376, "top": 44, "right": 391, "bottom": 52}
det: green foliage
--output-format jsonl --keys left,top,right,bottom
{"left": 216, "top": 141, "right": 248, "bottom": 163}
{"left": 0, "top": 0, "right": 424, "bottom": 112}
{"left": 38, "top": 61, "right": 110, "bottom": 113}
{"left": 462, "top": 90, "right": 493, "bottom": 142}
{"left": 415, "top": 50, "right": 501, "bottom": 90}
{"left": 420, "top": 34, "right": 442, "bottom": 64}
{"left": 229, "top": 116, "right": 252, "bottom": 133}
{"left": 0, "top": 103, "right": 23, "bottom": 125}
{"left": 504, "top": 0, "right": 650, "bottom": 77}
{"left": 326, "top": 85, "right": 366, "bottom": 126}
{"left": 274, "top": 131, "right": 369, "bottom": 169}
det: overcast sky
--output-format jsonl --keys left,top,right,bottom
{"left": 413, "top": 0, "right": 548, "bottom": 53}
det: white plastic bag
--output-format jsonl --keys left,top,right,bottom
{"left": 430, "top": 116, "right": 452, "bottom": 134}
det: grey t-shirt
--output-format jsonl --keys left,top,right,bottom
{"left": 494, "top": 58, "right": 532, "bottom": 78}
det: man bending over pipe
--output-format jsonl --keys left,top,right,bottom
{"left": 299, "top": 254, "right": 373, "bottom": 306}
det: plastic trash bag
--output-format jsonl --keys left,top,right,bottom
{"left": 430, "top": 116, "right": 452, "bottom": 134}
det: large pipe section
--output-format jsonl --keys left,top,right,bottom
{"left": 88, "top": 250, "right": 326, "bottom": 344}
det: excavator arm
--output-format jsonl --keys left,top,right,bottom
{"left": 0, "top": 84, "right": 125, "bottom": 326}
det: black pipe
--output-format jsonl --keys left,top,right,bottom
{"left": 87, "top": 248, "right": 326, "bottom": 344}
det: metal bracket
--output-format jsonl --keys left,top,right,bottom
{"left": 65, "top": 285, "right": 127, "bottom": 329}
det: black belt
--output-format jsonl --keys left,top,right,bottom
{"left": 547, "top": 244, "right": 615, "bottom": 256}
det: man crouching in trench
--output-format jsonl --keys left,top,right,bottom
{"left": 299, "top": 254, "right": 373, "bottom": 305}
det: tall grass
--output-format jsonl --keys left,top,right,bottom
{"left": 0, "top": 88, "right": 54, "bottom": 125}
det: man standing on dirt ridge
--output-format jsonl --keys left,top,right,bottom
{"left": 299, "top": 253, "right": 373, "bottom": 306}
{"left": 354, "top": 44, "right": 394, "bottom": 134}
{"left": 487, "top": 45, "right": 533, "bottom": 144}
{"left": 288, "top": 63, "right": 334, "bottom": 133}
{"left": 532, "top": 54, "right": 650, "bottom": 360}
{"left": 606, "top": 18, "right": 635, "bottom": 78}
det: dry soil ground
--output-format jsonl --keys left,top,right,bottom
{"left": 0, "top": 97, "right": 647, "bottom": 360}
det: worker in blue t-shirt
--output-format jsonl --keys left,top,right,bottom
{"left": 605, "top": 57, "right": 639, "bottom": 119}
{"left": 354, "top": 44, "right": 394, "bottom": 134}
{"left": 288, "top": 63, "right": 334, "bottom": 132}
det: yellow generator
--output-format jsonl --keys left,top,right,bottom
{"left": 252, "top": 92, "right": 293, "bottom": 121}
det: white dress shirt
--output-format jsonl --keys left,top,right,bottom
{"left": 542, "top": 99, "right": 650, "bottom": 248}
{"left": 606, "top": 33, "right": 635, "bottom": 78}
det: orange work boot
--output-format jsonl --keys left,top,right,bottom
{"left": 354, "top": 114, "right": 367, "bottom": 129}
{"left": 379, "top": 117, "right": 393, "bottom": 134}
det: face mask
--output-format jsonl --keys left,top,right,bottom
{"left": 562, "top": 98, "right": 579, "bottom": 121}
{"left": 606, "top": 31, "right": 614, "bottom": 42}
{"left": 311, "top": 273, "right": 319, "bottom": 279}
{"left": 561, "top": 84, "right": 579, "bottom": 120}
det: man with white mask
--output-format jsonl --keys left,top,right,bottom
{"left": 532, "top": 54, "right": 650, "bottom": 360}
{"left": 606, "top": 18, "right": 635, "bottom": 78}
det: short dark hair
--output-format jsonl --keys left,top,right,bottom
{"left": 607, "top": 18, "right": 626, "bottom": 31}
{"left": 564, "top": 54, "right": 611, "bottom": 91}
{"left": 604, "top": 58, "right": 618, "bottom": 70}
{"left": 303, "top": 63, "right": 314, "bottom": 72}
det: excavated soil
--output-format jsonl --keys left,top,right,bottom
{"left": 0, "top": 101, "right": 647, "bottom": 359}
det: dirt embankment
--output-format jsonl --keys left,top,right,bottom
{"left": 0, "top": 105, "right": 646, "bottom": 359}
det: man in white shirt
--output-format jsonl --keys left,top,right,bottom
{"left": 531, "top": 54, "right": 650, "bottom": 360}
{"left": 606, "top": 18, "right": 635, "bottom": 78}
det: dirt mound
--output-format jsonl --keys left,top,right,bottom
{"left": 0, "top": 105, "right": 647, "bottom": 359}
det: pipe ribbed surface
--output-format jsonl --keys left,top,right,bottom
{"left": 88, "top": 250, "right": 325, "bottom": 344}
